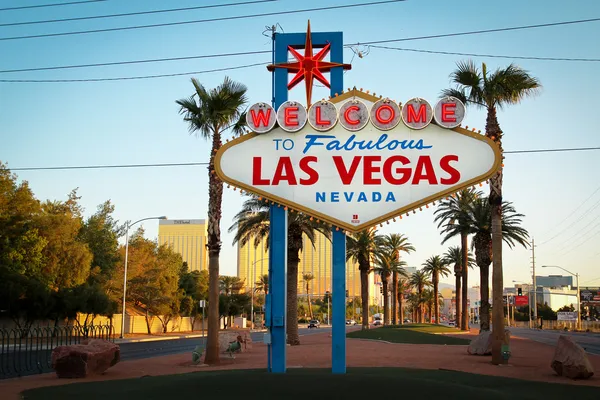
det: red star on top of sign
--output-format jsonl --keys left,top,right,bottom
{"left": 267, "top": 21, "right": 352, "bottom": 107}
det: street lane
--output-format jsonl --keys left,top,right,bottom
{"left": 509, "top": 327, "right": 600, "bottom": 355}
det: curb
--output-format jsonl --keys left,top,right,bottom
{"left": 115, "top": 334, "right": 206, "bottom": 344}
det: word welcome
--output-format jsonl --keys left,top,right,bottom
{"left": 245, "top": 96, "right": 465, "bottom": 133}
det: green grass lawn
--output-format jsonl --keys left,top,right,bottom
{"left": 22, "top": 368, "right": 599, "bottom": 400}
{"left": 346, "top": 324, "right": 470, "bottom": 345}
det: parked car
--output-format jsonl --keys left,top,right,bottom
{"left": 308, "top": 320, "right": 320, "bottom": 328}
{"left": 448, "top": 320, "right": 456, "bottom": 326}
{"left": 373, "top": 320, "right": 383, "bottom": 326}
{"left": 346, "top": 319, "right": 357, "bottom": 325}
{"left": 403, "top": 319, "right": 411, "bottom": 323}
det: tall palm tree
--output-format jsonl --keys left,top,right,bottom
{"left": 380, "top": 234, "right": 415, "bottom": 325}
{"left": 177, "top": 77, "right": 248, "bottom": 364}
{"left": 442, "top": 246, "right": 475, "bottom": 326}
{"left": 422, "top": 255, "right": 451, "bottom": 324}
{"left": 373, "top": 249, "right": 406, "bottom": 325}
{"left": 409, "top": 270, "right": 432, "bottom": 323}
{"left": 470, "top": 197, "right": 530, "bottom": 332}
{"left": 434, "top": 188, "right": 480, "bottom": 330}
{"left": 254, "top": 274, "right": 269, "bottom": 295}
{"left": 219, "top": 276, "right": 244, "bottom": 295}
{"left": 302, "top": 273, "right": 315, "bottom": 320}
{"left": 229, "top": 196, "right": 330, "bottom": 345}
{"left": 443, "top": 60, "right": 540, "bottom": 363}
{"left": 398, "top": 277, "right": 410, "bottom": 324}
{"left": 347, "top": 229, "right": 382, "bottom": 330}
{"left": 422, "top": 289, "right": 435, "bottom": 323}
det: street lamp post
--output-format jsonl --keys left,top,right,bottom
{"left": 250, "top": 258, "right": 268, "bottom": 330}
{"left": 120, "top": 216, "right": 167, "bottom": 339}
{"left": 542, "top": 265, "right": 581, "bottom": 330}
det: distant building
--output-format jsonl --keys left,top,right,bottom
{"left": 158, "top": 219, "right": 208, "bottom": 272}
{"left": 404, "top": 266, "right": 417, "bottom": 276}
{"left": 237, "top": 230, "right": 377, "bottom": 302}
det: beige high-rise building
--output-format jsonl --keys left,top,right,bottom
{"left": 237, "top": 230, "right": 376, "bottom": 302}
{"left": 158, "top": 219, "right": 208, "bottom": 272}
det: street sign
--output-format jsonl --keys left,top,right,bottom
{"left": 557, "top": 312, "right": 578, "bottom": 321}
{"left": 580, "top": 287, "right": 600, "bottom": 304}
{"left": 215, "top": 90, "right": 501, "bottom": 233}
{"left": 198, "top": 300, "right": 206, "bottom": 308}
{"left": 355, "top": 308, "right": 361, "bottom": 314}
{"left": 515, "top": 295, "right": 529, "bottom": 306}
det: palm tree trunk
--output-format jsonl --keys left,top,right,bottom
{"left": 204, "top": 131, "right": 223, "bottom": 365}
{"left": 487, "top": 106, "right": 505, "bottom": 364}
{"left": 360, "top": 264, "right": 369, "bottom": 330}
{"left": 306, "top": 283, "right": 314, "bottom": 320}
{"left": 287, "top": 250, "right": 301, "bottom": 345}
{"left": 461, "top": 232, "right": 469, "bottom": 331}
{"left": 392, "top": 271, "right": 398, "bottom": 325}
{"left": 398, "top": 288, "right": 404, "bottom": 324}
{"left": 455, "top": 269, "right": 461, "bottom": 329}
{"left": 434, "top": 273, "right": 439, "bottom": 324}
{"left": 382, "top": 278, "right": 389, "bottom": 325}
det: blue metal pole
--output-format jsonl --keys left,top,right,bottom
{"left": 331, "top": 228, "right": 347, "bottom": 374}
{"left": 270, "top": 28, "right": 289, "bottom": 374}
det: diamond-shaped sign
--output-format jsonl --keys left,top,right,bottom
{"left": 215, "top": 90, "right": 501, "bottom": 232}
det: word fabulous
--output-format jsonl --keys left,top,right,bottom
{"left": 245, "top": 96, "right": 465, "bottom": 134}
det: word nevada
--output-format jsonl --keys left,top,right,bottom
{"left": 245, "top": 96, "right": 466, "bottom": 133}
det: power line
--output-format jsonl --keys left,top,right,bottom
{"left": 540, "top": 198, "right": 600, "bottom": 246}
{"left": 0, "top": 0, "right": 106, "bottom": 11}
{"left": 3, "top": 17, "right": 600, "bottom": 75}
{"left": 345, "top": 18, "right": 600, "bottom": 46}
{"left": 0, "top": 61, "right": 270, "bottom": 82}
{"left": 0, "top": 0, "right": 277, "bottom": 27}
{"left": 504, "top": 147, "right": 600, "bottom": 154}
{"left": 368, "top": 44, "right": 600, "bottom": 62}
{"left": 560, "top": 229, "right": 600, "bottom": 257}
{"left": 0, "top": 50, "right": 272, "bottom": 74}
{"left": 539, "top": 184, "right": 600, "bottom": 245}
{"left": 8, "top": 146, "right": 600, "bottom": 171}
{"left": 0, "top": 0, "right": 407, "bottom": 41}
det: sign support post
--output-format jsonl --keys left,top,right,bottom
{"left": 332, "top": 228, "right": 347, "bottom": 374}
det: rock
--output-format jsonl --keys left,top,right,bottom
{"left": 551, "top": 335, "right": 595, "bottom": 379}
{"left": 51, "top": 339, "right": 120, "bottom": 378}
{"left": 468, "top": 331, "right": 492, "bottom": 355}
{"left": 218, "top": 331, "right": 242, "bottom": 353}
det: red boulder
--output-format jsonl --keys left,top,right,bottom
{"left": 51, "top": 339, "right": 120, "bottom": 378}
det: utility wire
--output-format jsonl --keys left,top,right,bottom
{"left": 0, "top": 0, "right": 407, "bottom": 41}
{"left": 368, "top": 44, "right": 600, "bottom": 62}
{"left": 503, "top": 147, "right": 600, "bottom": 154}
{"left": 345, "top": 18, "right": 600, "bottom": 46}
{"left": 0, "top": 0, "right": 106, "bottom": 11}
{"left": 539, "top": 198, "right": 600, "bottom": 246}
{"left": 0, "top": 0, "right": 277, "bottom": 27}
{"left": 2, "top": 17, "right": 600, "bottom": 75}
{"left": 539, "top": 184, "right": 600, "bottom": 245}
{"left": 8, "top": 146, "right": 600, "bottom": 171}
{"left": 0, "top": 62, "right": 270, "bottom": 82}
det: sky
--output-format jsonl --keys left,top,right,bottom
{"left": 1, "top": 0, "right": 599, "bottom": 290}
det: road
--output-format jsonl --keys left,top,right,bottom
{"left": 0, "top": 326, "right": 338, "bottom": 379}
{"left": 509, "top": 327, "right": 600, "bottom": 355}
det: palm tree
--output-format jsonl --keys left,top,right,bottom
{"left": 422, "top": 255, "right": 451, "bottom": 324}
{"left": 219, "top": 276, "right": 244, "bottom": 295}
{"left": 347, "top": 229, "right": 382, "bottom": 330}
{"left": 398, "top": 277, "right": 410, "bottom": 324}
{"left": 229, "top": 196, "right": 330, "bottom": 345}
{"left": 254, "top": 274, "right": 269, "bottom": 295}
{"left": 177, "top": 77, "right": 248, "bottom": 364}
{"left": 422, "top": 289, "right": 435, "bottom": 323}
{"left": 302, "top": 273, "right": 315, "bottom": 319}
{"left": 470, "top": 197, "right": 530, "bottom": 332}
{"left": 409, "top": 270, "right": 432, "bottom": 323}
{"left": 443, "top": 60, "right": 540, "bottom": 363}
{"left": 442, "top": 246, "right": 475, "bottom": 326}
{"left": 380, "top": 234, "right": 415, "bottom": 325}
{"left": 373, "top": 249, "right": 406, "bottom": 325}
{"left": 434, "top": 188, "right": 480, "bottom": 330}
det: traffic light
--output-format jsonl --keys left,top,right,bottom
{"left": 379, "top": 286, "right": 383, "bottom": 294}
{"left": 518, "top": 288, "right": 523, "bottom": 296}
{"left": 345, "top": 289, "right": 349, "bottom": 298}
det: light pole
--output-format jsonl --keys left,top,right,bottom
{"left": 120, "top": 216, "right": 167, "bottom": 339}
{"left": 542, "top": 265, "right": 581, "bottom": 330}
{"left": 250, "top": 258, "right": 268, "bottom": 330}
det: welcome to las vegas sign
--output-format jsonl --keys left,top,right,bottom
{"left": 215, "top": 89, "right": 501, "bottom": 233}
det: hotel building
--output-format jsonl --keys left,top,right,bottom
{"left": 158, "top": 219, "right": 208, "bottom": 272}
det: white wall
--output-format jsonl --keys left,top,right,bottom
{"left": 542, "top": 288, "right": 578, "bottom": 311}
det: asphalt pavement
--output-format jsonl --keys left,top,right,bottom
{"left": 508, "top": 327, "right": 600, "bottom": 355}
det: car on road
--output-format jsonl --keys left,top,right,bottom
{"left": 403, "top": 319, "right": 411, "bottom": 323}
{"left": 448, "top": 320, "right": 456, "bottom": 326}
{"left": 308, "top": 320, "right": 320, "bottom": 328}
{"left": 346, "top": 319, "right": 357, "bottom": 325}
{"left": 373, "top": 320, "right": 383, "bottom": 326}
